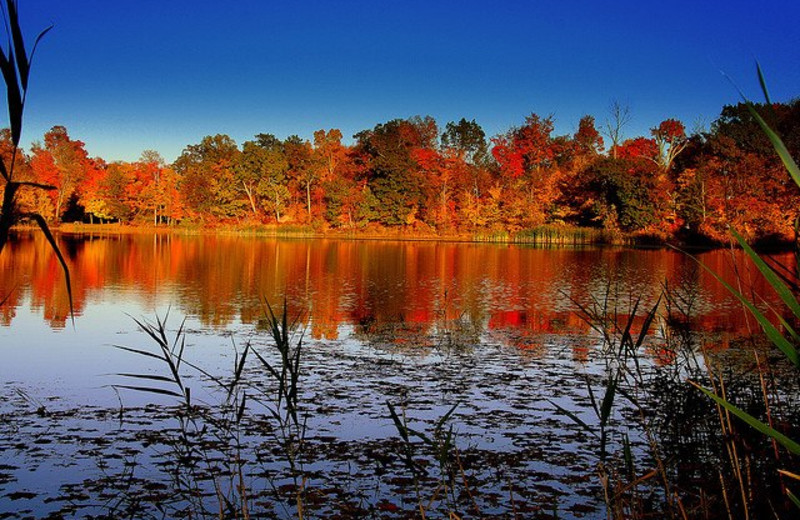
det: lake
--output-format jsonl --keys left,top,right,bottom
{"left": 0, "top": 232, "right": 796, "bottom": 519}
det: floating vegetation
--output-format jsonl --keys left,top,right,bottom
{"left": 3, "top": 289, "right": 800, "bottom": 519}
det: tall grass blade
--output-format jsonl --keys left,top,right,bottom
{"left": 548, "top": 399, "right": 596, "bottom": 435}
{"left": 635, "top": 296, "right": 662, "bottom": 350}
{"left": 745, "top": 103, "right": 800, "bottom": 187}
{"left": 732, "top": 229, "right": 800, "bottom": 320}
{"left": 15, "top": 180, "right": 55, "bottom": 190}
{"left": 0, "top": 45, "right": 21, "bottom": 146}
{"left": 129, "top": 315, "right": 166, "bottom": 347}
{"left": 27, "top": 24, "right": 51, "bottom": 74}
{"left": 683, "top": 249, "right": 800, "bottom": 367}
{"left": 230, "top": 343, "right": 249, "bottom": 398}
{"left": 599, "top": 376, "right": 616, "bottom": 425}
{"left": 387, "top": 401, "right": 410, "bottom": 443}
{"left": 787, "top": 489, "right": 800, "bottom": 510}
{"left": 779, "top": 469, "right": 800, "bottom": 481}
{"left": 116, "top": 373, "right": 177, "bottom": 384}
{"left": 112, "top": 385, "right": 184, "bottom": 398}
{"left": 690, "top": 381, "right": 800, "bottom": 455}
{"left": 756, "top": 63, "right": 773, "bottom": 105}
{"left": 436, "top": 403, "right": 459, "bottom": 433}
{"left": 6, "top": 0, "right": 28, "bottom": 90}
{"left": 236, "top": 392, "right": 247, "bottom": 424}
{"left": 585, "top": 376, "right": 600, "bottom": 418}
{"left": 25, "top": 212, "right": 72, "bottom": 323}
{"left": 113, "top": 344, "right": 166, "bottom": 362}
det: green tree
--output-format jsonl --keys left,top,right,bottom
{"left": 355, "top": 116, "right": 437, "bottom": 226}
{"left": 284, "top": 135, "right": 315, "bottom": 220}
{"left": 174, "top": 134, "right": 242, "bottom": 221}
{"left": 238, "top": 133, "right": 290, "bottom": 222}
{"left": 578, "top": 157, "right": 663, "bottom": 231}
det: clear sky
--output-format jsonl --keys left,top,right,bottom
{"left": 14, "top": 0, "right": 800, "bottom": 163}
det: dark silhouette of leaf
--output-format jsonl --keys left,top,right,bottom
{"left": 6, "top": 0, "right": 28, "bottom": 90}
{"left": 22, "top": 212, "right": 72, "bottom": 324}
{"left": 112, "top": 385, "right": 183, "bottom": 398}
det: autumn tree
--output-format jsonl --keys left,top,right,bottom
{"left": 102, "top": 162, "right": 137, "bottom": 221}
{"left": 441, "top": 118, "right": 489, "bottom": 196}
{"left": 491, "top": 114, "right": 570, "bottom": 227}
{"left": 30, "top": 126, "right": 91, "bottom": 222}
{"left": 310, "top": 129, "right": 361, "bottom": 227}
{"left": 76, "top": 157, "right": 109, "bottom": 223}
{"left": 573, "top": 157, "right": 664, "bottom": 232}
{"left": 652, "top": 118, "right": 688, "bottom": 172}
{"left": 683, "top": 101, "right": 800, "bottom": 241}
{"left": 136, "top": 150, "right": 168, "bottom": 225}
{"left": 414, "top": 147, "right": 457, "bottom": 228}
{"left": 572, "top": 115, "right": 604, "bottom": 167}
{"left": 236, "top": 140, "right": 267, "bottom": 220}
{"left": 311, "top": 129, "right": 349, "bottom": 221}
{"left": 355, "top": 116, "right": 438, "bottom": 226}
{"left": 174, "top": 134, "right": 242, "bottom": 221}
{"left": 283, "top": 135, "right": 315, "bottom": 221}
{"left": 237, "top": 133, "right": 290, "bottom": 222}
{"left": 614, "top": 136, "right": 659, "bottom": 163}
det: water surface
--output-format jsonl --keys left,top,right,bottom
{"left": 0, "top": 232, "right": 793, "bottom": 518}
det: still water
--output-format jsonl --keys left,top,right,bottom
{"left": 0, "top": 232, "right": 793, "bottom": 518}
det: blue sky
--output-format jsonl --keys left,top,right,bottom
{"left": 14, "top": 0, "right": 800, "bottom": 162}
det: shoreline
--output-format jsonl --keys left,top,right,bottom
{"left": 31, "top": 221, "right": 633, "bottom": 246}
{"left": 10, "top": 221, "right": 793, "bottom": 251}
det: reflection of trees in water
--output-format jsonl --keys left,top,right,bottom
{"left": 1, "top": 233, "right": 791, "bottom": 342}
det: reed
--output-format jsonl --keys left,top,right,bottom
{"left": 514, "top": 224, "right": 617, "bottom": 246}
{"left": 386, "top": 401, "right": 470, "bottom": 518}
{"left": 685, "top": 66, "right": 800, "bottom": 511}
{"left": 553, "top": 287, "right": 686, "bottom": 518}
{"left": 252, "top": 299, "right": 308, "bottom": 519}
{"left": 0, "top": 0, "right": 72, "bottom": 318}
{"left": 112, "top": 301, "right": 315, "bottom": 519}
{"left": 113, "top": 311, "right": 254, "bottom": 518}
{"left": 473, "top": 224, "right": 620, "bottom": 245}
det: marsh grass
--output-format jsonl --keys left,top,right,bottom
{"left": 111, "top": 302, "right": 312, "bottom": 519}
{"left": 514, "top": 225, "right": 618, "bottom": 246}
{"left": 252, "top": 299, "right": 309, "bottom": 519}
{"left": 111, "top": 312, "right": 253, "bottom": 518}
{"left": 386, "top": 401, "right": 472, "bottom": 519}
{"left": 682, "top": 66, "right": 800, "bottom": 515}
{"left": 552, "top": 288, "right": 689, "bottom": 518}
{"left": 472, "top": 224, "right": 618, "bottom": 245}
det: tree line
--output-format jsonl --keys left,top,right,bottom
{"left": 2, "top": 100, "right": 799, "bottom": 244}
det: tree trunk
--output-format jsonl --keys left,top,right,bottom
{"left": 243, "top": 181, "right": 258, "bottom": 219}
{"left": 54, "top": 194, "right": 62, "bottom": 223}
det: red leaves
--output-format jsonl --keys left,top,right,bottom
{"left": 614, "top": 137, "right": 659, "bottom": 162}
{"left": 652, "top": 118, "right": 686, "bottom": 143}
